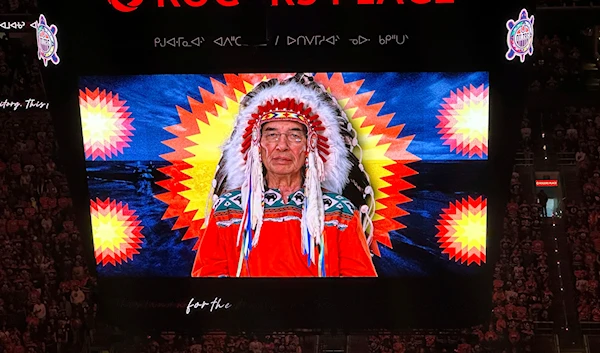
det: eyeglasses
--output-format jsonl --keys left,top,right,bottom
{"left": 262, "top": 132, "right": 305, "bottom": 144}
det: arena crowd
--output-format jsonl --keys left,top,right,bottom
{"left": 1, "top": 0, "right": 599, "bottom": 352}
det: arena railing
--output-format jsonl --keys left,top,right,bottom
{"left": 515, "top": 151, "right": 535, "bottom": 166}
{"left": 558, "top": 152, "right": 576, "bottom": 166}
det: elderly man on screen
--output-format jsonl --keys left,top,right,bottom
{"left": 194, "top": 73, "right": 378, "bottom": 277}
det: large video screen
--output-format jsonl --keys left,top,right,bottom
{"left": 79, "top": 72, "right": 489, "bottom": 278}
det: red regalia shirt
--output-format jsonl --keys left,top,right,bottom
{"left": 193, "top": 188, "right": 378, "bottom": 277}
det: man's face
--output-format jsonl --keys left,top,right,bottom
{"left": 260, "top": 121, "right": 307, "bottom": 178}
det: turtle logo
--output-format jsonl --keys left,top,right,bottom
{"left": 505, "top": 9, "right": 534, "bottom": 63}
{"left": 108, "top": 0, "right": 144, "bottom": 12}
{"left": 30, "top": 14, "right": 60, "bottom": 67}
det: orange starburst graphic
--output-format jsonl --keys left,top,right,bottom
{"left": 435, "top": 196, "right": 487, "bottom": 266}
{"left": 90, "top": 198, "right": 144, "bottom": 266}
{"left": 156, "top": 73, "right": 419, "bottom": 256}
{"left": 436, "top": 84, "right": 489, "bottom": 158}
{"left": 79, "top": 88, "right": 135, "bottom": 160}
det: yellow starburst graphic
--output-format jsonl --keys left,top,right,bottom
{"left": 179, "top": 97, "right": 241, "bottom": 221}
{"left": 156, "top": 73, "right": 419, "bottom": 258}
{"left": 436, "top": 84, "right": 489, "bottom": 158}
{"left": 435, "top": 196, "right": 487, "bottom": 266}
{"left": 79, "top": 88, "right": 135, "bottom": 160}
{"left": 91, "top": 198, "right": 144, "bottom": 266}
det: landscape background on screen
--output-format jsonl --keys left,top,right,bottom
{"left": 79, "top": 72, "right": 489, "bottom": 278}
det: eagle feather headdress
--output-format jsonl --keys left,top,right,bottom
{"left": 206, "top": 73, "right": 376, "bottom": 276}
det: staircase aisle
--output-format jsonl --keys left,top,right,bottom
{"left": 545, "top": 218, "right": 583, "bottom": 350}
{"left": 537, "top": 112, "right": 585, "bottom": 350}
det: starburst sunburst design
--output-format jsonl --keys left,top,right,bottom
{"left": 156, "top": 73, "right": 420, "bottom": 257}
{"left": 435, "top": 196, "right": 487, "bottom": 266}
{"left": 436, "top": 84, "right": 489, "bottom": 158}
{"left": 79, "top": 88, "right": 135, "bottom": 160}
{"left": 90, "top": 198, "right": 144, "bottom": 266}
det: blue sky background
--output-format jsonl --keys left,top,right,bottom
{"left": 79, "top": 72, "right": 489, "bottom": 162}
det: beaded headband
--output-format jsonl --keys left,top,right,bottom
{"left": 241, "top": 98, "right": 330, "bottom": 161}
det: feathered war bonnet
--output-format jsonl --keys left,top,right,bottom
{"left": 206, "top": 73, "right": 376, "bottom": 277}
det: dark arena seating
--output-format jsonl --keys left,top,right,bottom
{"left": 2, "top": 0, "right": 600, "bottom": 352}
